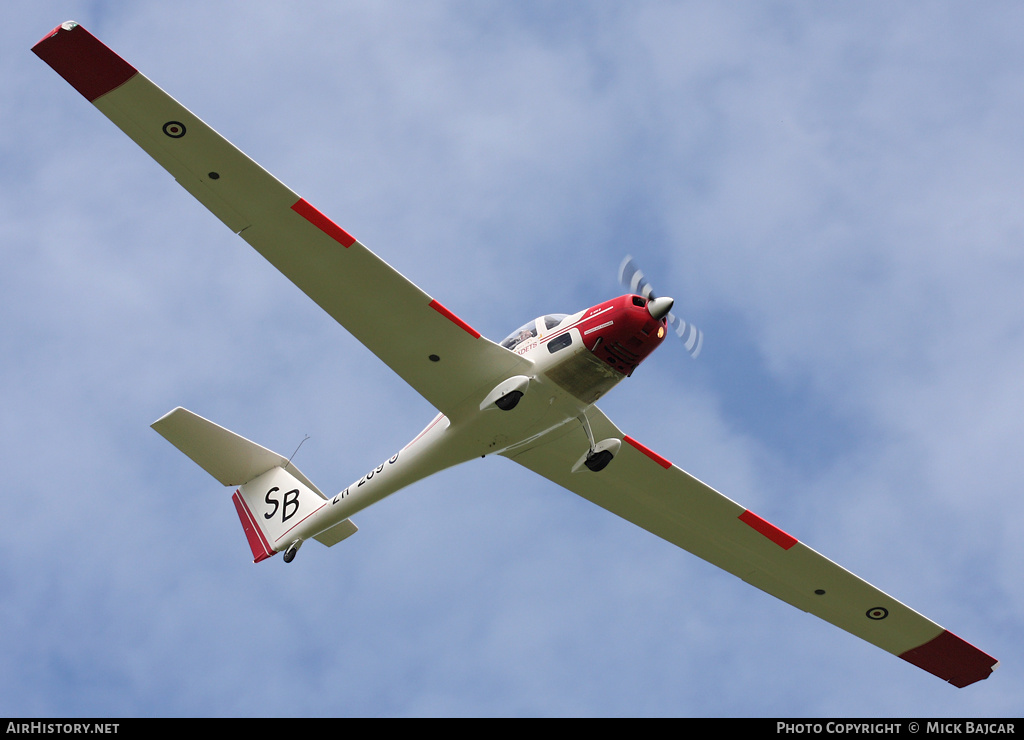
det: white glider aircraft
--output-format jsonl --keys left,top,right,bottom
{"left": 35, "top": 21, "right": 999, "bottom": 688}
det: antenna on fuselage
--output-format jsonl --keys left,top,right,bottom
{"left": 285, "top": 434, "right": 311, "bottom": 471}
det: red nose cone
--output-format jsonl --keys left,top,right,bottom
{"left": 577, "top": 295, "right": 667, "bottom": 375}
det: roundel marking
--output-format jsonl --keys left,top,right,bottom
{"left": 162, "top": 121, "right": 186, "bottom": 138}
{"left": 866, "top": 607, "right": 889, "bottom": 620}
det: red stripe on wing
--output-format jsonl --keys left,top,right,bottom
{"left": 623, "top": 435, "right": 672, "bottom": 469}
{"left": 291, "top": 198, "right": 356, "bottom": 247}
{"left": 738, "top": 509, "right": 798, "bottom": 550}
{"left": 429, "top": 300, "right": 481, "bottom": 339}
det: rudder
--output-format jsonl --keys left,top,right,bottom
{"left": 233, "top": 466, "right": 325, "bottom": 562}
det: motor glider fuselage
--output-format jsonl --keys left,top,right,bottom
{"left": 274, "top": 294, "right": 669, "bottom": 553}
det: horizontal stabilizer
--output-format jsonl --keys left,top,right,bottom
{"left": 313, "top": 518, "right": 359, "bottom": 547}
{"left": 151, "top": 407, "right": 324, "bottom": 498}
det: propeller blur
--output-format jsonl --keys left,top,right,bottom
{"left": 619, "top": 255, "right": 704, "bottom": 358}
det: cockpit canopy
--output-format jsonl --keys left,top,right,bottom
{"left": 500, "top": 314, "right": 568, "bottom": 351}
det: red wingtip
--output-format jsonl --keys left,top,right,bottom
{"left": 899, "top": 630, "right": 999, "bottom": 687}
{"left": 35, "top": 22, "right": 68, "bottom": 47}
{"left": 32, "top": 21, "right": 137, "bottom": 102}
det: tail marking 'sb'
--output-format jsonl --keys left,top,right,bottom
{"left": 151, "top": 407, "right": 357, "bottom": 562}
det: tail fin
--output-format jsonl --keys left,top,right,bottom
{"left": 152, "top": 407, "right": 356, "bottom": 561}
{"left": 230, "top": 466, "right": 347, "bottom": 562}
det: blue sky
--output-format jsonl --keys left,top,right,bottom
{"left": 3, "top": 1, "right": 1022, "bottom": 717}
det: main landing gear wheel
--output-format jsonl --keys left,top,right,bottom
{"left": 495, "top": 390, "right": 524, "bottom": 410}
{"left": 571, "top": 413, "right": 622, "bottom": 473}
{"left": 584, "top": 449, "right": 614, "bottom": 472}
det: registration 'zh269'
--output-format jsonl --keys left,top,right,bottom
{"left": 331, "top": 451, "right": 401, "bottom": 505}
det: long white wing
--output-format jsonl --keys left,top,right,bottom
{"left": 502, "top": 405, "right": 999, "bottom": 688}
{"left": 33, "top": 21, "right": 530, "bottom": 419}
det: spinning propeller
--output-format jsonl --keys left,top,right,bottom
{"left": 619, "top": 255, "right": 704, "bottom": 358}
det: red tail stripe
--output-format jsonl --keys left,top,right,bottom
{"left": 232, "top": 490, "right": 275, "bottom": 563}
{"left": 291, "top": 198, "right": 356, "bottom": 247}
{"left": 32, "top": 22, "right": 137, "bottom": 102}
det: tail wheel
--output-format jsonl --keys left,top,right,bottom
{"left": 283, "top": 539, "right": 302, "bottom": 563}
